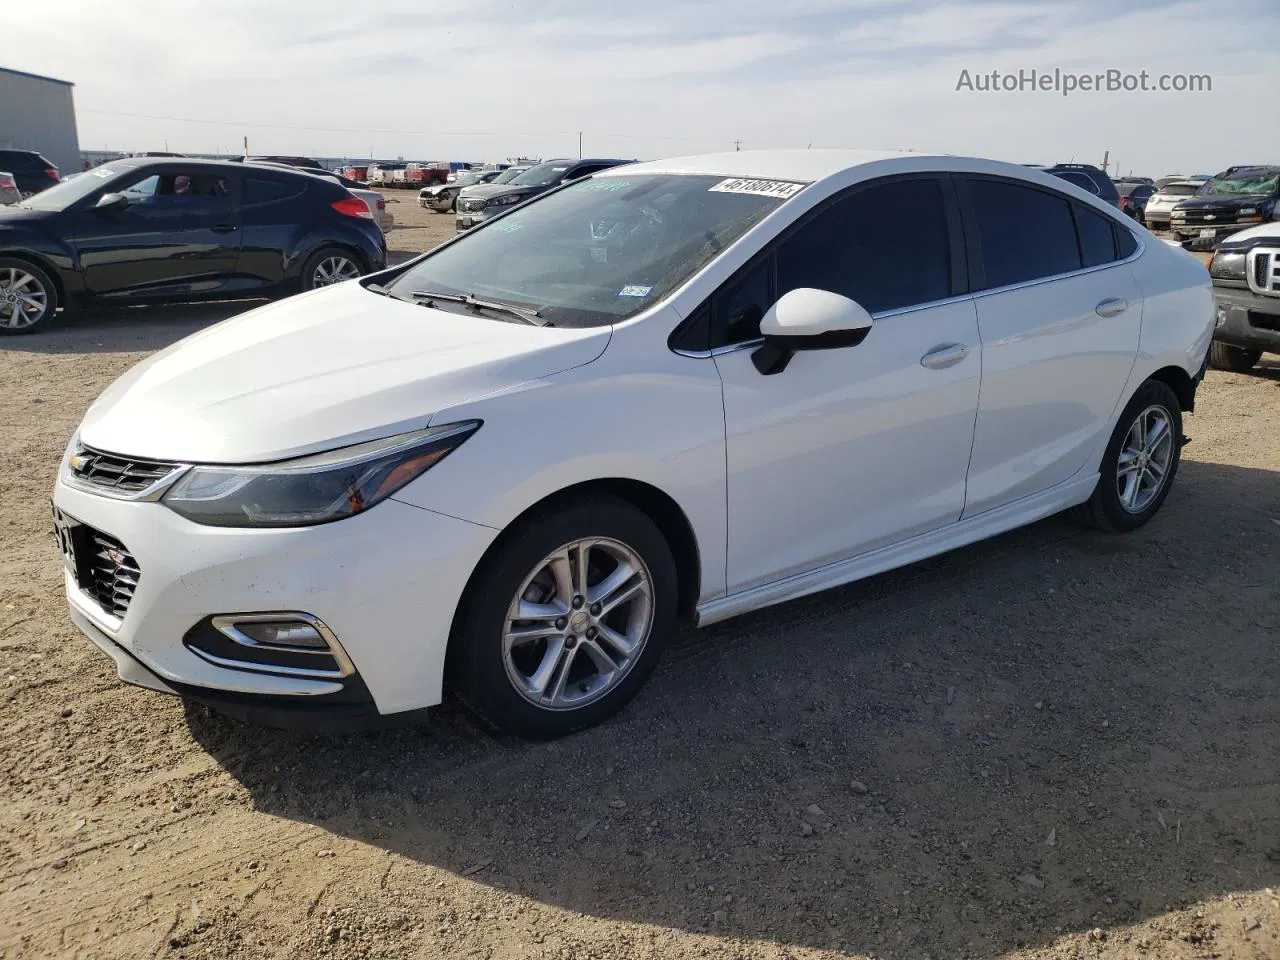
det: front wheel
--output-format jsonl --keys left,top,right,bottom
{"left": 1074, "top": 379, "right": 1182, "bottom": 532}
{"left": 1209, "top": 342, "right": 1261, "bottom": 373}
{"left": 454, "top": 496, "right": 677, "bottom": 739}
{"left": 0, "top": 258, "right": 58, "bottom": 335}
{"left": 301, "top": 247, "right": 362, "bottom": 291}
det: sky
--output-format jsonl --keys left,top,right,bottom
{"left": 8, "top": 0, "right": 1278, "bottom": 175}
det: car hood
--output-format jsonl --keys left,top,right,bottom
{"left": 1175, "top": 195, "right": 1264, "bottom": 209}
{"left": 1215, "top": 222, "right": 1280, "bottom": 246}
{"left": 79, "top": 281, "right": 610, "bottom": 463}
{"left": 0, "top": 204, "right": 55, "bottom": 227}
{"left": 459, "top": 183, "right": 542, "bottom": 201}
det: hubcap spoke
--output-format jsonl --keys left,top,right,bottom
{"left": 1116, "top": 405, "right": 1175, "bottom": 514}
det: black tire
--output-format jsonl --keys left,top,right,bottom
{"left": 1209, "top": 341, "right": 1261, "bottom": 373}
{"left": 454, "top": 495, "right": 677, "bottom": 739}
{"left": 0, "top": 257, "right": 59, "bottom": 335}
{"left": 300, "top": 246, "right": 363, "bottom": 291}
{"left": 449, "top": 196, "right": 458, "bottom": 213}
{"left": 1073, "top": 379, "right": 1182, "bottom": 532}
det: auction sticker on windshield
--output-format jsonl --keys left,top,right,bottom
{"left": 709, "top": 178, "right": 806, "bottom": 199}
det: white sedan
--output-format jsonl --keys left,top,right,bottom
{"left": 52, "top": 150, "right": 1213, "bottom": 738}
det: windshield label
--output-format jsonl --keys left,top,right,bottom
{"left": 618, "top": 285, "right": 653, "bottom": 298}
{"left": 709, "top": 178, "right": 806, "bottom": 199}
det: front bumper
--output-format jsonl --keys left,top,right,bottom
{"left": 1212, "top": 285, "right": 1280, "bottom": 352}
{"left": 53, "top": 477, "right": 498, "bottom": 722}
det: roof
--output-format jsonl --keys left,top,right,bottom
{"left": 600, "top": 149, "right": 921, "bottom": 182}
{"left": 0, "top": 65, "right": 74, "bottom": 87}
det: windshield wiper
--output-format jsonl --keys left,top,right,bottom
{"left": 407, "top": 289, "right": 547, "bottom": 325}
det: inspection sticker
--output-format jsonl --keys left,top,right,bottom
{"left": 709, "top": 178, "right": 806, "bottom": 199}
{"left": 618, "top": 285, "right": 653, "bottom": 298}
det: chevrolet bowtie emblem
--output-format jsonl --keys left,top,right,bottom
{"left": 1204, "top": 214, "right": 1216, "bottom": 220}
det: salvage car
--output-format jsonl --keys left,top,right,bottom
{"left": 48, "top": 150, "right": 1212, "bottom": 738}
{"left": 1206, "top": 221, "right": 1280, "bottom": 371}
{"left": 1170, "top": 166, "right": 1280, "bottom": 243}
{"left": 0, "top": 157, "right": 385, "bottom": 333}
{"left": 455, "top": 158, "right": 631, "bottom": 231}
{"left": 419, "top": 168, "right": 504, "bottom": 212}
{"left": 1143, "top": 179, "right": 1205, "bottom": 232}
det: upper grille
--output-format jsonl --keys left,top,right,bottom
{"left": 458, "top": 197, "right": 487, "bottom": 213}
{"left": 1246, "top": 248, "right": 1279, "bottom": 296}
{"left": 70, "top": 445, "right": 180, "bottom": 494}
{"left": 81, "top": 529, "right": 140, "bottom": 619}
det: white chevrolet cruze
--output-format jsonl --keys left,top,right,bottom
{"left": 52, "top": 150, "right": 1214, "bottom": 738}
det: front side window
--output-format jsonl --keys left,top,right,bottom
{"left": 967, "top": 179, "right": 1082, "bottom": 289}
{"left": 776, "top": 178, "right": 952, "bottom": 315}
{"left": 117, "top": 170, "right": 230, "bottom": 207}
{"left": 386, "top": 174, "right": 792, "bottom": 327}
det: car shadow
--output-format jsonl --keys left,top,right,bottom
{"left": 186, "top": 459, "right": 1279, "bottom": 958}
{"left": 0, "top": 300, "right": 269, "bottom": 355}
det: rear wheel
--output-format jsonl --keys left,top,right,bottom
{"left": 301, "top": 247, "right": 362, "bottom": 290}
{"left": 454, "top": 496, "right": 677, "bottom": 739}
{"left": 0, "top": 258, "right": 58, "bottom": 335}
{"left": 1209, "top": 342, "right": 1261, "bottom": 373}
{"left": 1074, "top": 379, "right": 1181, "bottom": 532}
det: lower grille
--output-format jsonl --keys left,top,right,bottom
{"left": 1249, "top": 310, "right": 1280, "bottom": 332}
{"left": 81, "top": 529, "right": 140, "bottom": 619}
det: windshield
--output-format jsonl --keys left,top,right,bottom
{"left": 1200, "top": 170, "right": 1280, "bottom": 196}
{"left": 18, "top": 163, "right": 129, "bottom": 210}
{"left": 492, "top": 167, "right": 526, "bottom": 184}
{"left": 386, "top": 174, "right": 797, "bottom": 327}
{"left": 509, "top": 161, "right": 571, "bottom": 187}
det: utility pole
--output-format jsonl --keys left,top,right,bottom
{"left": 578, "top": 131, "right": 583, "bottom": 158}
{"left": 1101, "top": 149, "right": 1109, "bottom": 173}
{"left": 243, "top": 135, "right": 249, "bottom": 156}
{"left": 733, "top": 139, "right": 742, "bottom": 152}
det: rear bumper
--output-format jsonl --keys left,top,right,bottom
{"left": 1212, "top": 285, "right": 1280, "bottom": 352}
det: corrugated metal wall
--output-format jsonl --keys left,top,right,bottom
{"left": 0, "top": 69, "right": 81, "bottom": 175}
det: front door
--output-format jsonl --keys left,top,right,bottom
{"left": 713, "top": 176, "right": 982, "bottom": 593}
{"left": 73, "top": 167, "right": 241, "bottom": 298}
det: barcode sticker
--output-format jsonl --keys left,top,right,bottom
{"left": 709, "top": 178, "right": 806, "bottom": 199}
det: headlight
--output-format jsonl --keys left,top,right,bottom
{"left": 1209, "top": 251, "right": 1247, "bottom": 280}
{"left": 162, "top": 422, "right": 480, "bottom": 527}
{"left": 489, "top": 194, "right": 524, "bottom": 207}
{"left": 1237, "top": 207, "right": 1257, "bottom": 216}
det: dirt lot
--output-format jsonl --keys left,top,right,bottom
{"left": 1, "top": 197, "right": 1278, "bottom": 960}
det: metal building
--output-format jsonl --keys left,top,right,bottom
{"left": 0, "top": 66, "right": 81, "bottom": 175}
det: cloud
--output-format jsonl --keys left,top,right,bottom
{"left": 9, "top": 0, "right": 1278, "bottom": 173}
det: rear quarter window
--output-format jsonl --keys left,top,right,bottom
{"left": 244, "top": 177, "right": 306, "bottom": 205}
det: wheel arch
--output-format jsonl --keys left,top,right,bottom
{"left": 1147, "top": 364, "right": 1197, "bottom": 413}
{"left": 0, "top": 249, "right": 69, "bottom": 307}
{"left": 442, "top": 477, "right": 702, "bottom": 689}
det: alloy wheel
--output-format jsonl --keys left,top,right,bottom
{"left": 0, "top": 267, "right": 49, "bottom": 330}
{"left": 1116, "top": 404, "right": 1175, "bottom": 513}
{"left": 312, "top": 256, "right": 360, "bottom": 287}
{"left": 502, "top": 537, "right": 655, "bottom": 711}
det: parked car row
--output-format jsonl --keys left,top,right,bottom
{"left": 419, "top": 166, "right": 529, "bottom": 212}
{"left": 454, "top": 158, "right": 633, "bottom": 231}
{"left": 46, "top": 149, "right": 1216, "bottom": 738}
{"left": 0, "top": 149, "right": 61, "bottom": 198}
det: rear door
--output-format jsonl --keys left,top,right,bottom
{"left": 235, "top": 174, "right": 316, "bottom": 286}
{"left": 958, "top": 176, "right": 1143, "bottom": 516}
{"left": 73, "top": 165, "right": 241, "bottom": 298}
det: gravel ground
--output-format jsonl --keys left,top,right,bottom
{"left": 1, "top": 198, "right": 1278, "bottom": 960}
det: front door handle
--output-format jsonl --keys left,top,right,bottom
{"left": 1095, "top": 298, "right": 1129, "bottom": 318}
{"left": 920, "top": 342, "right": 970, "bottom": 369}
{"left": 211, "top": 223, "right": 236, "bottom": 234}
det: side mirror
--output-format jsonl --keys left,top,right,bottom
{"left": 752, "top": 288, "right": 873, "bottom": 375}
{"left": 94, "top": 192, "right": 129, "bottom": 213}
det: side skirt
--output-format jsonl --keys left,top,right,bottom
{"left": 695, "top": 473, "right": 1099, "bottom": 627}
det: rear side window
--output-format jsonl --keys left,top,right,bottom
{"left": 244, "top": 177, "right": 305, "bottom": 205}
{"left": 776, "top": 178, "right": 952, "bottom": 314}
{"left": 1054, "top": 171, "right": 1099, "bottom": 194}
{"left": 1073, "top": 203, "right": 1117, "bottom": 268}
{"left": 967, "top": 179, "right": 1082, "bottom": 288}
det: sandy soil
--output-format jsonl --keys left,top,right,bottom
{"left": 1, "top": 198, "right": 1278, "bottom": 960}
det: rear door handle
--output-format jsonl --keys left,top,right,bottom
{"left": 1095, "top": 298, "right": 1129, "bottom": 318}
{"left": 211, "top": 223, "right": 236, "bottom": 234}
{"left": 920, "top": 342, "right": 970, "bottom": 369}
